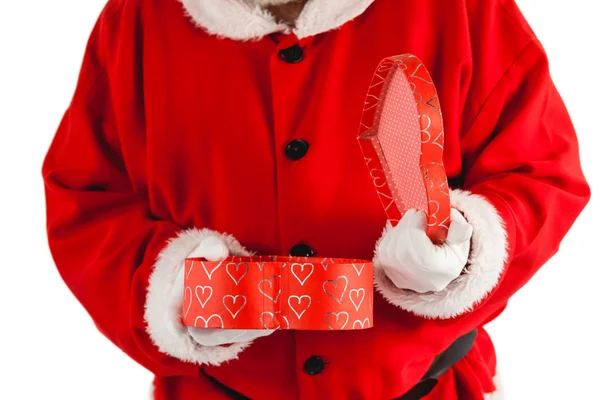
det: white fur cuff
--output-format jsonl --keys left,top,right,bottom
{"left": 374, "top": 189, "right": 509, "bottom": 319}
{"left": 144, "top": 228, "right": 252, "bottom": 365}
{"left": 178, "top": 0, "right": 376, "bottom": 41}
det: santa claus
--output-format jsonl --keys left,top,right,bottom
{"left": 42, "top": 0, "right": 590, "bottom": 399}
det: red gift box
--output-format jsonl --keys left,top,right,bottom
{"left": 182, "top": 256, "right": 373, "bottom": 330}
{"left": 358, "top": 54, "right": 451, "bottom": 244}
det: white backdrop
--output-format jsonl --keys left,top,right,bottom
{"left": 0, "top": 1, "right": 598, "bottom": 399}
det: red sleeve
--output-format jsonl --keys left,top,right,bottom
{"left": 42, "top": 2, "right": 251, "bottom": 376}
{"left": 373, "top": 1, "right": 590, "bottom": 322}
{"left": 458, "top": 38, "right": 590, "bottom": 309}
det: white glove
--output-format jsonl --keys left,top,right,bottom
{"left": 377, "top": 208, "right": 473, "bottom": 293}
{"left": 178, "top": 236, "right": 274, "bottom": 346}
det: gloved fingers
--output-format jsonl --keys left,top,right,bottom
{"left": 382, "top": 263, "right": 413, "bottom": 290}
{"left": 445, "top": 208, "right": 473, "bottom": 245}
{"left": 421, "top": 210, "right": 470, "bottom": 272}
{"left": 446, "top": 236, "right": 471, "bottom": 269}
{"left": 188, "top": 327, "right": 248, "bottom": 347}
{"left": 423, "top": 275, "right": 456, "bottom": 293}
{"left": 403, "top": 209, "right": 427, "bottom": 230}
{"left": 188, "top": 327, "right": 275, "bottom": 346}
{"left": 189, "top": 235, "right": 229, "bottom": 261}
{"left": 390, "top": 265, "right": 446, "bottom": 294}
{"left": 384, "top": 210, "right": 432, "bottom": 269}
{"left": 378, "top": 209, "right": 433, "bottom": 268}
{"left": 233, "top": 329, "right": 275, "bottom": 343}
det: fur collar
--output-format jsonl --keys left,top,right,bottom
{"left": 178, "top": 0, "right": 377, "bottom": 41}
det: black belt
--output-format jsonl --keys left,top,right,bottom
{"left": 393, "top": 330, "right": 478, "bottom": 400}
{"left": 202, "top": 329, "right": 477, "bottom": 400}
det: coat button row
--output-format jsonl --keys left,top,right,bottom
{"left": 290, "top": 243, "right": 315, "bottom": 257}
{"left": 285, "top": 139, "right": 309, "bottom": 160}
{"left": 278, "top": 44, "right": 304, "bottom": 63}
{"left": 303, "top": 356, "right": 325, "bottom": 375}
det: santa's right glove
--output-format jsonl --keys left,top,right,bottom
{"left": 180, "top": 236, "right": 274, "bottom": 346}
{"left": 376, "top": 208, "right": 472, "bottom": 293}
{"left": 145, "top": 228, "right": 273, "bottom": 366}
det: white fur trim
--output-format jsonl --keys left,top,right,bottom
{"left": 374, "top": 189, "right": 509, "bottom": 319}
{"left": 484, "top": 373, "right": 504, "bottom": 400}
{"left": 177, "top": 0, "right": 376, "bottom": 41}
{"left": 144, "top": 228, "right": 252, "bottom": 366}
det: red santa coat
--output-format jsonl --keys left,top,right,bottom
{"left": 42, "top": 0, "right": 590, "bottom": 399}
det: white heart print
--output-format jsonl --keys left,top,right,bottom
{"left": 349, "top": 288, "right": 365, "bottom": 311}
{"left": 195, "top": 285, "right": 213, "bottom": 308}
{"left": 288, "top": 295, "right": 312, "bottom": 319}
{"left": 291, "top": 263, "right": 314, "bottom": 286}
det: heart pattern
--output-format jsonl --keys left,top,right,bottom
{"left": 226, "top": 262, "right": 249, "bottom": 285}
{"left": 223, "top": 294, "right": 246, "bottom": 319}
{"left": 195, "top": 285, "right": 213, "bottom": 309}
{"left": 183, "top": 257, "right": 373, "bottom": 330}
{"left": 410, "top": 62, "right": 434, "bottom": 84}
{"left": 183, "top": 286, "right": 192, "bottom": 319}
{"left": 201, "top": 261, "right": 223, "bottom": 280}
{"left": 325, "top": 312, "right": 349, "bottom": 330}
{"left": 288, "top": 295, "right": 311, "bottom": 319}
{"left": 352, "top": 263, "right": 366, "bottom": 276}
{"left": 186, "top": 262, "right": 195, "bottom": 280}
{"left": 349, "top": 288, "right": 366, "bottom": 311}
{"left": 352, "top": 318, "right": 371, "bottom": 329}
{"left": 291, "top": 263, "right": 314, "bottom": 286}
{"left": 357, "top": 54, "right": 451, "bottom": 244}
{"left": 258, "top": 275, "right": 281, "bottom": 303}
{"left": 260, "top": 312, "right": 289, "bottom": 330}
{"left": 194, "top": 314, "right": 224, "bottom": 328}
{"left": 323, "top": 276, "right": 348, "bottom": 304}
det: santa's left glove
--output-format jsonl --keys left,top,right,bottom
{"left": 373, "top": 190, "right": 509, "bottom": 320}
{"left": 182, "top": 236, "right": 274, "bottom": 346}
{"left": 376, "top": 208, "right": 473, "bottom": 294}
{"left": 145, "top": 228, "right": 272, "bottom": 366}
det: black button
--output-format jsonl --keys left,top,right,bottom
{"left": 285, "top": 139, "right": 309, "bottom": 160}
{"left": 290, "top": 243, "right": 315, "bottom": 257}
{"left": 303, "top": 356, "right": 325, "bottom": 375}
{"left": 278, "top": 44, "right": 304, "bottom": 63}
